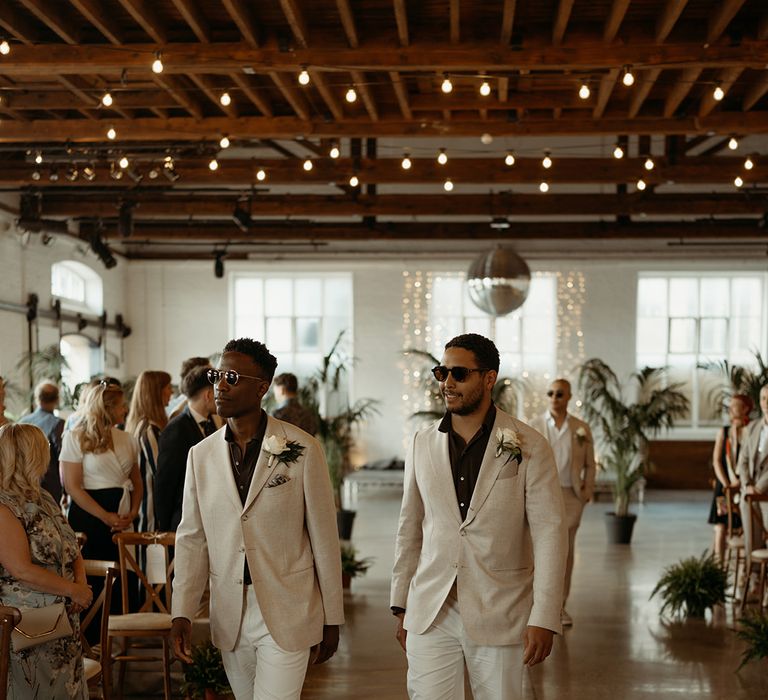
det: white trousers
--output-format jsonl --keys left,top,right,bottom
{"left": 220, "top": 586, "right": 311, "bottom": 700}
{"left": 562, "top": 487, "right": 586, "bottom": 606}
{"left": 406, "top": 596, "right": 523, "bottom": 700}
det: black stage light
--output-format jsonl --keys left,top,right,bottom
{"left": 232, "top": 201, "right": 251, "bottom": 232}
{"left": 89, "top": 233, "right": 117, "bottom": 269}
{"left": 214, "top": 252, "right": 225, "bottom": 278}
{"left": 118, "top": 201, "right": 134, "bottom": 238}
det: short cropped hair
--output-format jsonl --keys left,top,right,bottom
{"left": 444, "top": 333, "right": 500, "bottom": 373}
{"left": 179, "top": 356, "right": 210, "bottom": 381}
{"left": 273, "top": 373, "right": 298, "bottom": 393}
{"left": 182, "top": 365, "right": 212, "bottom": 399}
{"left": 35, "top": 381, "right": 59, "bottom": 405}
{"left": 222, "top": 338, "right": 278, "bottom": 381}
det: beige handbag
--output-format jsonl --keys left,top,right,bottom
{"left": 11, "top": 602, "right": 73, "bottom": 652}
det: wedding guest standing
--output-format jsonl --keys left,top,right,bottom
{"left": 737, "top": 384, "right": 768, "bottom": 555}
{"left": 391, "top": 333, "right": 567, "bottom": 700}
{"left": 0, "top": 424, "right": 93, "bottom": 699}
{"left": 271, "top": 373, "right": 319, "bottom": 436}
{"left": 126, "top": 370, "right": 172, "bottom": 533}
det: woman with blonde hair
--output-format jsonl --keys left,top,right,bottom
{"left": 0, "top": 423, "right": 92, "bottom": 698}
{"left": 126, "top": 370, "right": 172, "bottom": 532}
{"left": 60, "top": 382, "right": 141, "bottom": 564}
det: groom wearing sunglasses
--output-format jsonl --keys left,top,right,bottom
{"left": 391, "top": 333, "right": 567, "bottom": 700}
{"left": 170, "top": 337, "right": 343, "bottom": 700}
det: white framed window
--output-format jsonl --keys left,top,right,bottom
{"left": 637, "top": 273, "right": 767, "bottom": 428}
{"left": 231, "top": 274, "right": 353, "bottom": 380}
{"left": 51, "top": 261, "right": 103, "bottom": 314}
{"left": 428, "top": 273, "right": 557, "bottom": 377}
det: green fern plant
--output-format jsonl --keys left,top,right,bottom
{"left": 341, "top": 544, "right": 374, "bottom": 578}
{"left": 699, "top": 350, "right": 768, "bottom": 420}
{"left": 180, "top": 641, "right": 231, "bottom": 699}
{"left": 650, "top": 551, "right": 728, "bottom": 619}
{"left": 735, "top": 611, "right": 768, "bottom": 670}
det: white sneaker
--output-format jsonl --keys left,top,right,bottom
{"left": 561, "top": 609, "right": 573, "bottom": 626}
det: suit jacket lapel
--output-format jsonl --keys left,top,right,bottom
{"left": 464, "top": 416, "right": 507, "bottom": 526}
{"left": 428, "top": 427, "right": 462, "bottom": 525}
{"left": 242, "top": 416, "right": 283, "bottom": 513}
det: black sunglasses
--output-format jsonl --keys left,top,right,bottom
{"left": 547, "top": 390, "right": 565, "bottom": 398}
{"left": 207, "top": 368, "right": 265, "bottom": 386}
{"left": 432, "top": 366, "right": 489, "bottom": 382}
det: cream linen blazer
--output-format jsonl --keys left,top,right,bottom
{"left": 390, "top": 409, "right": 567, "bottom": 644}
{"left": 737, "top": 419, "right": 768, "bottom": 493}
{"left": 171, "top": 416, "right": 344, "bottom": 652}
{"left": 530, "top": 413, "right": 596, "bottom": 503}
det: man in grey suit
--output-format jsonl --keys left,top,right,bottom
{"left": 391, "top": 333, "right": 567, "bottom": 700}
{"left": 738, "top": 383, "right": 768, "bottom": 556}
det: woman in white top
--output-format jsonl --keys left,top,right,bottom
{"left": 125, "top": 370, "right": 171, "bottom": 533}
{"left": 60, "top": 382, "right": 141, "bottom": 564}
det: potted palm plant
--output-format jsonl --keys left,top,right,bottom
{"left": 577, "top": 358, "right": 689, "bottom": 543}
{"left": 340, "top": 544, "right": 374, "bottom": 590}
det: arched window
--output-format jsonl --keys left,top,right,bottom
{"left": 51, "top": 260, "right": 103, "bottom": 315}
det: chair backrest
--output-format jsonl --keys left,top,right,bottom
{"left": 112, "top": 532, "right": 175, "bottom": 615}
{"left": 745, "top": 493, "right": 768, "bottom": 549}
{"left": 1, "top": 606, "right": 21, "bottom": 700}
{"left": 80, "top": 560, "right": 119, "bottom": 660}
{"left": 723, "top": 486, "right": 743, "bottom": 538}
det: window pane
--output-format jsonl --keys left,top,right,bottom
{"left": 699, "top": 318, "right": 727, "bottom": 355}
{"left": 526, "top": 277, "right": 555, "bottom": 317}
{"left": 324, "top": 277, "right": 352, "bottom": 316}
{"left": 234, "top": 278, "right": 263, "bottom": 314}
{"left": 495, "top": 317, "right": 520, "bottom": 352}
{"left": 697, "top": 368, "right": 723, "bottom": 425}
{"left": 669, "top": 278, "right": 698, "bottom": 317}
{"left": 637, "top": 278, "right": 667, "bottom": 317}
{"left": 265, "top": 279, "right": 292, "bottom": 315}
{"left": 667, "top": 362, "right": 694, "bottom": 423}
{"left": 522, "top": 317, "right": 553, "bottom": 355}
{"left": 296, "top": 318, "right": 320, "bottom": 351}
{"left": 731, "top": 278, "right": 760, "bottom": 316}
{"left": 432, "top": 277, "right": 463, "bottom": 315}
{"left": 295, "top": 279, "right": 322, "bottom": 315}
{"left": 730, "top": 316, "right": 761, "bottom": 355}
{"left": 700, "top": 278, "right": 729, "bottom": 317}
{"left": 465, "top": 316, "right": 491, "bottom": 337}
{"left": 266, "top": 318, "right": 292, "bottom": 352}
{"left": 637, "top": 318, "right": 668, "bottom": 355}
{"left": 323, "top": 316, "right": 348, "bottom": 350}
{"left": 669, "top": 318, "right": 696, "bottom": 353}
{"left": 234, "top": 316, "right": 262, "bottom": 339}
{"left": 292, "top": 353, "right": 322, "bottom": 380}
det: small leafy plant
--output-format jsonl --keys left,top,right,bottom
{"left": 650, "top": 551, "right": 728, "bottom": 619}
{"left": 181, "top": 641, "right": 231, "bottom": 699}
{"left": 736, "top": 611, "right": 768, "bottom": 670}
{"left": 341, "top": 544, "right": 374, "bottom": 578}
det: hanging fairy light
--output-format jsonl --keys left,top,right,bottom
{"left": 208, "top": 158, "right": 219, "bottom": 171}
{"left": 298, "top": 69, "right": 310, "bottom": 86}
{"left": 101, "top": 91, "right": 113, "bottom": 107}
{"left": 401, "top": 152, "right": 412, "bottom": 170}
{"left": 437, "top": 148, "right": 448, "bottom": 165}
{"left": 107, "top": 126, "right": 117, "bottom": 140}
{"left": 713, "top": 84, "right": 725, "bottom": 101}
{"left": 636, "top": 178, "right": 647, "bottom": 191}
{"left": 644, "top": 157, "right": 655, "bottom": 170}
{"left": 734, "top": 175, "right": 744, "bottom": 187}
{"left": 256, "top": 168, "right": 266, "bottom": 181}
{"left": 744, "top": 156, "right": 754, "bottom": 170}
{"left": 728, "top": 136, "right": 739, "bottom": 150}
{"left": 345, "top": 87, "right": 357, "bottom": 103}
{"left": 479, "top": 81, "right": 491, "bottom": 96}
{"left": 349, "top": 174, "right": 359, "bottom": 187}
{"left": 219, "top": 135, "right": 230, "bottom": 149}
{"left": 152, "top": 51, "right": 164, "bottom": 74}
{"left": 613, "top": 144, "right": 624, "bottom": 159}
{"left": 329, "top": 142, "right": 340, "bottom": 159}
{"left": 119, "top": 156, "right": 129, "bottom": 169}
{"left": 441, "top": 76, "right": 453, "bottom": 94}
{"left": 0, "top": 40, "right": 10, "bottom": 56}
{"left": 622, "top": 65, "right": 635, "bottom": 86}
{"left": 578, "top": 83, "right": 590, "bottom": 99}
{"left": 443, "top": 178, "right": 454, "bottom": 191}
{"left": 542, "top": 151, "right": 553, "bottom": 169}
{"left": 220, "top": 91, "right": 231, "bottom": 106}
{"left": 504, "top": 151, "right": 515, "bottom": 166}
{"left": 303, "top": 158, "right": 313, "bottom": 171}
{"left": 539, "top": 181, "right": 549, "bottom": 192}
{"left": 34, "top": 151, "right": 43, "bottom": 165}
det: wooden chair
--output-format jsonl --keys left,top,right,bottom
{"left": 80, "top": 560, "right": 119, "bottom": 698}
{"left": 740, "top": 492, "right": 768, "bottom": 611}
{"left": 0, "top": 606, "right": 21, "bottom": 700}
{"left": 105, "top": 532, "right": 176, "bottom": 700}
{"left": 722, "top": 485, "right": 745, "bottom": 596}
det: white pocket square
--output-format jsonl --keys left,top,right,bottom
{"left": 267, "top": 474, "right": 291, "bottom": 488}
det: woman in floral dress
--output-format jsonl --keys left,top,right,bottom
{"left": 0, "top": 423, "right": 93, "bottom": 699}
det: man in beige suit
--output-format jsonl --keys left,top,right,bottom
{"left": 737, "top": 384, "right": 768, "bottom": 556}
{"left": 171, "top": 338, "right": 344, "bottom": 700}
{"left": 391, "top": 333, "right": 567, "bottom": 700}
{"left": 531, "top": 379, "right": 596, "bottom": 627}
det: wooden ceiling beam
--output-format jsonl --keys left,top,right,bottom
{"left": 3, "top": 42, "right": 768, "bottom": 75}
{"left": 115, "top": 0, "right": 167, "bottom": 44}
{"left": 279, "top": 0, "right": 309, "bottom": 48}
{"left": 663, "top": 67, "right": 701, "bottom": 117}
{"left": 69, "top": 0, "right": 125, "bottom": 45}
{"left": 188, "top": 74, "right": 238, "bottom": 117}
{"left": 552, "top": 0, "right": 575, "bottom": 47}
{"left": 350, "top": 70, "right": 378, "bottom": 121}
{"left": 308, "top": 71, "right": 343, "bottom": 121}
{"left": 407, "top": 93, "right": 596, "bottom": 111}
{"left": 698, "top": 137, "right": 735, "bottom": 157}
{"left": 742, "top": 72, "right": 768, "bottom": 111}
{"left": 170, "top": 0, "right": 211, "bottom": 43}
{"left": 17, "top": 0, "right": 81, "bottom": 44}
{"left": 500, "top": 0, "right": 517, "bottom": 45}
{"left": 593, "top": 68, "right": 619, "bottom": 119}
{"left": 335, "top": 0, "right": 358, "bottom": 48}
{"left": 628, "top": 68, "right": 661, "bottom": 118}
{"left": 229, "top": 73, "right": 273, "bottom": 117}
{"left": 450, "top": 0, "right": 460, "bottom": 45}
{"left": 41, "top": 193, "right": 768, "bottom": 218}
{"left": 393, "top": 0, "right": 409, "bottom": 46}
{"left": 3, "top": 112, "right": 768, "bottom": 142}
{"left": 699, "top": 66, "right": 743, "bottom": 117}
{"left": 152, "top": 75, "right": 204, "bottom": 119}
{"left": 707, "top": 0, "right": 747, "bottom": 46}
{"left": 603, "top": 0, "right": 631, "bottom": 43}
{"left": 684, "top": 134, "right": 713, "bottom": 152}
{"left": 2, "top": 90, "right": 179, "bottom": 110}
{"left": 655, "top": 0, "right": 688, "bottom": 44}
{"left": 0, "top": 4, "right": 42, "bottom": 43}
{"left": 389, "top": 72, "right": 412, "bottom": 120}
{"left": 269, "top": 72, "right": 310, "bottom": 120}
{"left": 222, "top": 0, "right": 259, "bottom": 48}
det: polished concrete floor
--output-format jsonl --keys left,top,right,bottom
{"left": 125, "top": 489, "right": 767, "bottom": 698}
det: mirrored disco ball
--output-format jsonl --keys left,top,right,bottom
{"left": 466, "top": 246, "right": 531, "bottom": 316}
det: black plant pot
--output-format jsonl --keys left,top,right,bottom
{"left": 337, "top": 509, "right": 356, "bottom": 541}
{"left": 605, "top": 512, "right": 637, "bottom": 544}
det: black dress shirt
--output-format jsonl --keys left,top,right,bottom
{"left": 438, "top": 404, "right": 497, "bottom": 521}
{"left": 224, "top": 410, "right": 268, "bottom": 584}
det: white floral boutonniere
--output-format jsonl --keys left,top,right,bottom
{"left": 575, "top": 426, "right": 588, "bottom": 446}
{"left": 495, "top": 427, "right": 522, "bottom": 465}
{"left": 262, "top": 434, "right": 305, "bottom": 468}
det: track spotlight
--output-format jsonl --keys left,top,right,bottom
{"left": 89, "top": 232, "right": 117, "bottom": 269}
{"left": 162, "top": 161, "right": 179, "bottom": 182}
{"left": 214, "top": 252, "right": 225, "bottom": 279}
{"left": 83, "top": 164, "right": 96, "bottom": 181}
{"left": 118, "top": 201, "right": 135, "bottom": 238}
{"left": 232, "top": 201, "right": 252, "bottom": 232}
{"left": 49, "top": 168, "right": 59, "bottom": 182}
{"left": 125, "top": 167, "right": 143, "bottom": 183}
{"left": 65, "top": 167, "right": 79, "bottom": 182}
{"left": 109, "top": 162, "right": 123, "bottom": 180}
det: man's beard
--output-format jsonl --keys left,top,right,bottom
{"left": 444, "top": 385, "right": 484, "bottom": 416}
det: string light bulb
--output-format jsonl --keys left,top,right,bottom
{"left": 151, "top": 51, "right": 164, "bottom": 74}
{"left": 542, "top": 151, "right": 552, "bottom": 169}
{"left": 622, "top": 65, "right": 635, "bottom": 86}
{"left": 734, "top": 175, "right": 744, "bottom": 187}
{"left": 34, "top": 151, "right": 43, "bottom": 165}
{"left": 713, "top": 84, "right": 725, "bottom": 101}
{"left": 101, "top": 91, "right": 113, "bottom": 107}
{"left": 479, "top": 81, "right": 491, "bottom": 96}
{"left": 119, "top": 156, "right": 129, "bottom": 169}
{"left": 345, "top": 87, "right": 357, "bottom": 103}
{"left": 256, "top": 168, "right": 266, "bottom": 181}
{"left": 644, "top": 157, "right": 654, "bottom": 170}
{"left": 728, "top": 136, "right": 738, "bottom": 150}
{"left": 208, "top": 158, "right": 219, "bottom": 171}
{"left": 107, "top": 126, "right": 116, "bottom": 140}
{"left": 303, "top": 158, "right": 313, "bottom": 171}
{"left": 298, "top": 69, "right": 310, "bottom": 86}
{"left": 504, "top": 151, "right": 515, "bottom": 166}
{"left": 578, "top": 83, "right": 590, "bottom": 99}
{"left": 744, "top": 156, "right": 754, "bottom": 170}
{"left": 220, "top": 91, "right": 231, "bottom": 106}
{"left": 443, "top": 178, "right": 454, "bottom": 192}
{"left": 613, "top": 144, "right": 624, "bottom": 159}
{"left": 401, "top": 152, "right": 412, "bottom": 170}
{"left": 539, "top": 181, "right": 549, "bottom": 193}
{"left": 349, "top": 174, "right": 359, "bottom": 187}
{"left": 441, "top": 76, "right": 453, "bottom": 94}
{"left": 636, "top": 178, "right": 646, "bottom": 191}
{"left": 329, "top": 143, "right": 340, "bottom": 159}
{"left": 437, "top": 148, "right": 448, "bottom": 165}
{"left": 219, "top": 135, "right": 230, "bottom": 149}
{"left": 0, "top": 40, "right": 10, "bottom": 56}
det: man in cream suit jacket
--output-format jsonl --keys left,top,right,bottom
{"left": 737, "top": 384, "right": 768, "bottom": 556}
{"left": 530, "top": 379, "right": 596, "bottom": 627}
{"left": 171, "top": 338, "right": 344, "bottom": 700}
{"left": 391, "top": 333, "right": 567, "bottom": 700}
